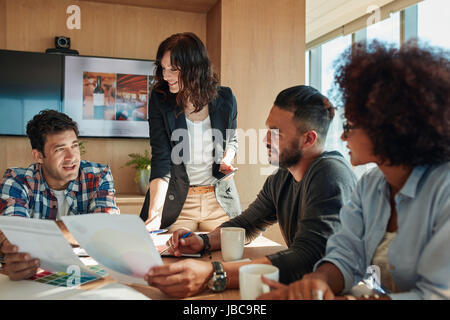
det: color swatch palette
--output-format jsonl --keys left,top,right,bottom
{"left": 87, "top": 264, "right": 108, "bottom": 277}
{"left": 28, "top": 265, "right": 108, "bottom": 287}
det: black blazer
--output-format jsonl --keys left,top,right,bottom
{"left": 146, "top": 86, "right": 242, "bottom": 228}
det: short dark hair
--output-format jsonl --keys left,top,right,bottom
{"left": 153, "top": 32, "right": 218, "bottom": 113}
{"left": 335, "top": 40, "right": 450, "bottom": 166}
{"left": 274, "top": 85, "right": 335, "bottom": 145}
{"left": 26, "top": 109, "right": 79, "bottom": 155}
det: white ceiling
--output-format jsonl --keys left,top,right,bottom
{"left": 306, "top": 0, "right": 395, "bottom": 42}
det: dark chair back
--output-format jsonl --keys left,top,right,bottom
{"left": 139, "top": 189, "right": 150, "bottom": 221}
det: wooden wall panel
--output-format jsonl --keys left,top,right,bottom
{"left": 220, "top": 0, "right": 306, "bottom": 209}
{"left": 0, "top": 137, "right": 35, "bottom": 173}
{"left": 0, "top": 0, "right": 6, "bottom": 49}
{"left": 0, "top": 0, "right": 206, "bottom": 194}
{"left": 78, "top": 0, "right": 218, "bottom": 13}
{"left": 206, "top": 0, "right": 221, "bottom": 79}
{"left": 1, "top": 0, "right": 206, "bottom": 59}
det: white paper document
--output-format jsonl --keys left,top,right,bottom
{"left": 62, "top": 214, "right": 163, "bottom": 285}
{"left": 0, "top": 216, "right": 98, "bottom": 277}
{"left": 0, "top": 274, "right": 150, "bottom": 300}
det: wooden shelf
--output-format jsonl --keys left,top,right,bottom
{"left": 116, "top": 193, "right": 145, "bottom": 203}
{"left": 116, "top": 193, "right": 145, "bottom": 215}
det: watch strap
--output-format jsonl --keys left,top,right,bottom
{"left": 198, "top": 233, "right": 211, "bottom": 257}
{"left": 211, "top": 261, "right": 224, "bottom": 274}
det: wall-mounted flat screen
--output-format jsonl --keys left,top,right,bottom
{"left": 64, "top": 55, "right": 155, "bottom": 138}
{"left": 0, "top": 50, "right": 63, "bottom": 135}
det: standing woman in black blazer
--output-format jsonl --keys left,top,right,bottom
{"left": 144, "top": 32, "right": 242, "bottom": 232}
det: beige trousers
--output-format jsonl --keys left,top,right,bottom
{"left": 167, "top": 191, "right": 230, "bottom": 232}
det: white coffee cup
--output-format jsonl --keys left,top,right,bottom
{"left": 239, "top": 264, "right": 279, "bottom": 300}
{"left": 220, "top": 227, "right": 245, "bottom": 262}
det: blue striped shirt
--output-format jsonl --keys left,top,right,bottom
{"left": 316, "top": 162, "right": 450, "bottom": 300}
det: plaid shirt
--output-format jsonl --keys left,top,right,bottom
{"left": 0, "top": 160, "right": 119, "bottom": 219}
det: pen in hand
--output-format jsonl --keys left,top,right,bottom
{"left": 160, "top": 231, "right": 192, "bottom": 255}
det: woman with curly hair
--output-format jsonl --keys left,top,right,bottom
{"left": 142, "top": 32, "right": 241, "bottom": 232}
{"left": 259, "top": 40, "right": 450, "bottom": 300}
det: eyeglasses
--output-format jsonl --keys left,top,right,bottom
{"left": 342, "top": 122, "right": 358, "bottom": 138}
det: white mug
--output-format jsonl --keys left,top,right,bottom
{"left": 220, "top": 227, "right": 245, "bottom": 262}
{"left": 239, "top": 264, "right": 279, "bottom": 300}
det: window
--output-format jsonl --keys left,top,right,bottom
{"left": 321, "top": 35, "right": 352, "bottom": 98}
{"left": 320, "top": 35, "right": 352, "bottom": 161}
{"left": 306, "top": 0, "right": 449, "bottom": 178}
{"left": 418, "top": 0, "right": 450, "bottom": 49}
{"left": 367, "top": 11, "right": 401, "bottom": 45}
{"left": 305, "top": 50, "right": 310, "bottom": 86}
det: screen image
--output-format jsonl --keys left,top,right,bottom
{"left": 115, "top": 74, "right": 150, "bottom": 122}
{"left": 82, "top": 72, "right": 117, "bottom": 120}
{"left": 64, "top": 55, "right": 155, "bottom": 138}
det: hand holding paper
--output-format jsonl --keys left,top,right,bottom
{"left": 62, "top": 214, "right": 163, "bottom": 285}
{"left": 0, "top": 214, "right": 163, "bottom": 286}
{"left": 0, "top": 216, "right": 96, "bottom": 278}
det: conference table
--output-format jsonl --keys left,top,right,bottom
{"left": 79, "top": 233, "right": 287, "bottom": 300}
{"left": 1, "top": 222, "right": 287, "bottom": 300}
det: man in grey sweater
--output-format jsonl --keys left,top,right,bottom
{"left": 145, "top": 85, "right": 357, "bottom": 298}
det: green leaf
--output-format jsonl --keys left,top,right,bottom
{"left": 123, "top": 149, "right": 151, "bottom": 170}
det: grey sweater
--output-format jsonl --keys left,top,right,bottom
{"left": 221, "top": 151, "right": 357, "bottom": 284}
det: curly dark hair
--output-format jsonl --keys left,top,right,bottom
{"left": 153, "top": 32, "right": 218, "bottom": 113}
{"left": 26, "top": 109, "right": 79, "bottom": 155}
{"left": 334, "top": 40, "right": 450, "bottom": 166}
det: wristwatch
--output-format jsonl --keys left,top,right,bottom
{"left": 207, "top": 261, "right": 227, "bottom": 293}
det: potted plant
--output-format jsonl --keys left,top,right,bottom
{"left": 78, "top": 141, "right": 86, "bottom": 156}
{"left": 124, "top": 150, "right": 151, "bottom": 195}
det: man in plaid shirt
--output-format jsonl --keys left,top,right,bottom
{"left": 0, "top": 110, "right": 119, "bottom": 280}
